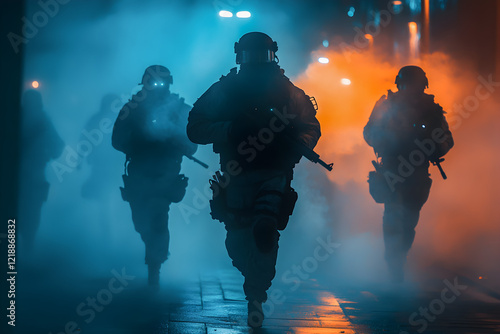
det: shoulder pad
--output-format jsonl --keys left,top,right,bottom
{"left": 169, "top": 93, "right": 188, "bottom": 107}
{"left": 219, "top": 67, "right": 238, "bottom": 81}
{"left": 376, "top": 94, "right": 388, "bottom": 104}
{"left": 423, "top": 93, "right": 436, "bottom": 103}
{"left": 422, "top": 93, "right": 444, "bottom": 113}
{"left": 169, "top": 93, "right": 181, "bottom": 101}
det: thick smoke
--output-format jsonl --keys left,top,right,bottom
{"left": 19, "top": 0, "right": 499, "bottom": 306}
{"left": 292, "top": 47, "right": 500, "bottom": 286}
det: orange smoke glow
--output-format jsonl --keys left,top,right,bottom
{"left": 364, "top": 34, "right": 374, "bottom": 49}
{"left": 294, "top": 48, "right": 500, "bottom": 284}
{"left": 409, "top": 22, "right": 419, "bottom": 60}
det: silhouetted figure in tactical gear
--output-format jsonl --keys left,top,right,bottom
{"left": 18, "top": 89, "right": 64, "bottom": 251}
{"left": 187, "top": 32, "right": 321, "bottom": 328}
{"left": 112, "top": 66, "right": 196, "bottom": 287}
{"left": 364, "top": 66, "right": 454, "bottom": 282}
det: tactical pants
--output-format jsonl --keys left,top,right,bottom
{"left": 382, "top": 171, "right": 432, "bottom": 269}
{"left": 224, "top": 171, "right": 288, "bottom": 303}
{"left": 125, "top": 167, "right": 186, "bottom": 266}
{"left": 129, "top": 196, "right": 171, "bottom": 266}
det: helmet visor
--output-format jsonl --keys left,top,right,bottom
{"left": 239, "top": 50, "right": 276, "bottom": 64}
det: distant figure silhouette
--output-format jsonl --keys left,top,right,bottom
{"left": 112, "top": 66, "right": 197, "bottom": 287}
{"left": 364, "top": 66, "right": 454, "bottom": 282}
{"left": 80, "top": 94, "right": 122, "bottom": 245}
{"left": 81, "top": 94, "right": 121, "bottom": 199}
{"left": 187, "top": 32, "right": 321, "bottom": 328}
{"left": 18, "top": 89, "right": 64, "bottom": 251}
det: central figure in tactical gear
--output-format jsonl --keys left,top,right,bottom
{"left": 112, "top": 65, "right": 197, "bottom": 287}
{"left": 364, "top": 66, "right": 454, "bottom": 282}
{"left": 187, "top": 32, "right": 321, "bottom": 328}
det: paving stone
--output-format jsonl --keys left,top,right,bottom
{"left": 168, "top": 321, "right": 206, "bottom": 334}
{"left": 16, "top": 268, "right": 500, "bottom": 333}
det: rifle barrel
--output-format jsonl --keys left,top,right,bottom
{"left": 436, "top": 162, "right": 447, "bottom": 180}
{"left": 187, "top": 155, "right": 209, "bottom": 169}
{"left": 318, "top": 159, "right": 334, "bottom": 171}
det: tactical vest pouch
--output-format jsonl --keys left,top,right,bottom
{"left": 368, "top": 162, "right": 392, "bottom": 204}
{"left": 277, "top": 186, "right": 298, "bottom": 230}
{"left": 167, "top": 174, "right": 188, "bottom": 203}
{"left": 209, "top": 172, "right": 227, "bottom": 223}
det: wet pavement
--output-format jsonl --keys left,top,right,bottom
{"left": 11, "top": 266, "right": 500, "bottom": 334}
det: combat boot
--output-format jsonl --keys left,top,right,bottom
{"left": 386, "top": 257, "right": 405, "bottom": 283}
{"left": 247, "top": 300, "right": 264, "bottom": 328}
{"left": 148, "top": 263, "right": 161, "bottom": 287}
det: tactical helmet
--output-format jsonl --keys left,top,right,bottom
{"left": 141, "top": 65, "right": 173, "bottom": 87}
{"left": 395, "top": 65, "right": 429, "bottom": 89}
{"left": 234, "top": 32, "right": 278, "bottom": 65}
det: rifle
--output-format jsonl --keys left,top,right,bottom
{"left": 186, "top": 155, "right": 209, "bottom": 169}
{"left": 412, "top": 121, "right": 448, "bottom": 180}
{"left": 244, "top": 107, "right": 334, "bottom": 172}
{"left": 294, "top": 139, "right": 334, "bottom": 171}
{"left": 431, "top": 157, "right": 447, "bottom": 180}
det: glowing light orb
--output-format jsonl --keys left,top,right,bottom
{"left": 236, "top": 11, "right": 251, "bottom": 18}
{"left": 219, "top": 10, "right": 233, "bottom": 18}
{"left": 341, "top": 78, "right": 351, "bottom": 86}
{"left": 322, "top": 40, "right": 329, "bottom": 48}
{"left": 347, "top": 7, "right": 355, "bottom": 17}
{"left": 32, "top": 81, "right": 39, "bottom": 88}
{"left": 318, "top": 57, "right": 329, "bottom": 64}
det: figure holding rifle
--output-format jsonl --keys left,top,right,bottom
{"left": 112, "top": 65, "right": 202, "bottom": 288}
{"left": 187, "top": 32, "right": 329, "bottom": 328}
{"left": 364, "top": 66, "right": 454, "bottom": 282}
